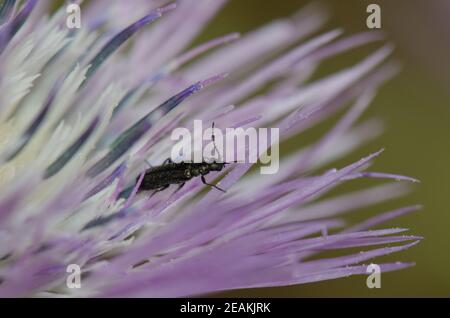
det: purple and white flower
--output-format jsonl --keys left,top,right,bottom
{"left": 0, "top": 0, "right": 420, "bottom": 297}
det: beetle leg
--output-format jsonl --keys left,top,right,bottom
{"left": 174, "top": 182, "right": 186, "bottom": 193}
{"left": 145, "top": 159, "right": 153, "bottom": 168}
{"left": 148, "top": 185, "right": 169, "bottom": 198}
{"left": 201, "top": 176, "right": 226, "bottom": 193}
{"left": 162, "top": 158, "right": 173, "bottom": 165}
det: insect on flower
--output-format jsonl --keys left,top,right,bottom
{"left": 0, "top": 0, "right": 422, "bottom": 298}
{"left": 137, "top": 123, "right": 230, "bottom": 195}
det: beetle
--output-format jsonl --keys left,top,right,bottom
{"left": 138, "top": 158, "right": 227, "bottom": 193}
{"left": 137, "top": 122, "right": 230, "bottom": 195}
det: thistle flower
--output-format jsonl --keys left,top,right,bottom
{"left": 0, "top": 1, "right": 421, "bottom": 297}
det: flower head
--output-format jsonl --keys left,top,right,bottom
{"left": 0, "top": 0, "right": 420, "bottom": 297}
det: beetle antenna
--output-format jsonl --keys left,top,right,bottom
{"left": 211, "top": 122, "right": 223, "bottom": 162}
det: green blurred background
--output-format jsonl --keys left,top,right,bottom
{"left": 198, "top": 0, "right": 450, "bottom": 297}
